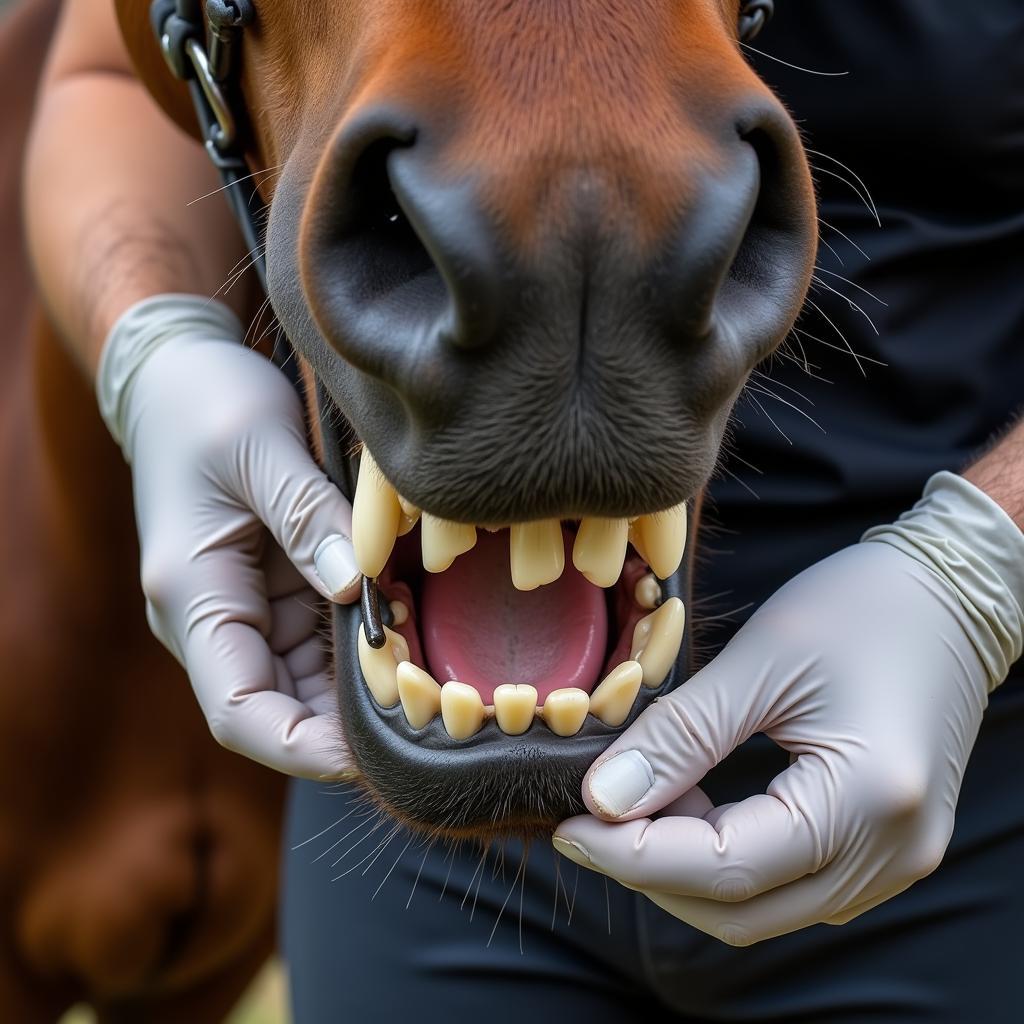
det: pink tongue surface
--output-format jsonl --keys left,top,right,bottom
{"left": 420, "top": 529, "right": 608, "bottom": 704}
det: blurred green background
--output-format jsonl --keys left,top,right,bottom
{"left": 58, "top": 960, "right": 290, "bottom": 1023}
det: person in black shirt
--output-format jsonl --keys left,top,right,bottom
{"left": 283, "top": 4, "right": 1024, "bottom": 1020}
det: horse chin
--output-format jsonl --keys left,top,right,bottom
{"left": 309, "top": 399, "right": 688, "bottom": 839}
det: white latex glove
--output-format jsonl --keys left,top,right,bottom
{"left": 554, "top": 472, "right": 1024, "bottom": 944}
{"left": 98, "top": 295, "right": 360, "bottom": 779}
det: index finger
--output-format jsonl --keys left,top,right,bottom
{"left": 185, "top": 616, "right": 353, "bottom": 780}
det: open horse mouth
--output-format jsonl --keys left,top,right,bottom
{"left": 330, "top": 444, "right": 690, "bottom": 838}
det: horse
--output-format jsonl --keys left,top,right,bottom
{"left": 1, "top": 0, "right": 816, "bottom": 1016}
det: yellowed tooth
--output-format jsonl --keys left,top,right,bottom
{"left": 352, "top": 449, "right": 402, "bottom": 577}
{"left": 572, "top": 517, "right": 629, "bottom": 588}
{"left": 356, "top": 625, "right": 409, "bottom": 707}
{"left": 440, "top": 681, "right": 486, "bottom": 740}
{"left": 421, "top": 514, "right": 477, "bottom": 573}
{"left": 634, "top": 573, "right": 662, "bottom": 610}
{"left": 633, "top": 503, "right": 687, "bottom": 579}
{"left": 542, "top": 688, "right": 590, "bottom": 737}
{"left": 589, "top": 661, "right": 643, "bottom": 727}
{"left": 492, "top": 684, "right": 538, "bottom": 735}
{"left": 510, "top": 520, "right": 565, "bottom": 591}
{"left": 630, "top": 597, "right": 685, "bottom": 689}
{"left": 396, "top": 662, "right": 442, "bottom": 729}
{"left": 396, "top": 496, "right": 421, "bottom": 537}
{"left": 389, "top": 600, "right": 409, "bottom": 626}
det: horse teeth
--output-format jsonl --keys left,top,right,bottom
{"left": 542, "top": 688, "right": 590, "bottom": 736}
{"left": 492, "top": 684, "right": 538, "bottom": 735}
{"left": 396, "top": 496, "right": 421, "bottom": 537}
{"left": 389, "top": 600, "right": 409, "bottom": 626}
{"left": 510, "top": 520, "right": 564, "bottom": 591}
{"left": 630, "top": 597, "right": 685, "bottom": 689}
{"left": 634, "top": 573, "right": 662, "bottom": 609}
{"left": 421, "top": 513, "right": 477, "bottom": 573}
{"left": 352, "top": 448, "right": 402, "bottom": 577}
{"left": 397, "top": 662, "right": 442, "bottom": 729}
{"left": 589, "top": 661, "right": 643, "bottom": 727}
{"left": 632, "top": 503, "right": 687, "bottom": 579}
{"left": 440, "top": 681, "right": 486, "bottom": 740}
{"left": 357, "top": 625, "right": 408, "bottom": 707}
{"left": 572, "top": 517, "right": 629, "bottom": 588}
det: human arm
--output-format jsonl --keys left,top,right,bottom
{"left": 554, "top": 433, "right": 1024, "bottom": 944}
{"left": 24, "top": 0, "right": 246, "bottom": 373}
{"left": 24, "top": 0, "right": 359, "bottom": 778}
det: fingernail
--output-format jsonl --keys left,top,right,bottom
{"left": 588, "top": 749, "right": 655, "bottom": 817}
{"left": 552, "top": 836, "right": 591, "bottom": 866}
{"left": 314, "top": 534, "right": 360, "bottom": 599}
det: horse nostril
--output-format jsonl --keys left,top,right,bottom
{"left": 344, "top": 137, "right": 438, "bottom": 310}
{"left": 302, "top": 109, "right": 503, "bottom": 392}
{"left": 690, "top": 100, "right": 816, "bottom": 366}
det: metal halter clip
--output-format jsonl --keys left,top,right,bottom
{"left": 151, "top": 1, "right": 254, "bottom": 154}
{"left": 180, "top": 36, "right": 238, "bottom": 151}
{"left": 149, "top": 1, "right": 275, "bottom": 297}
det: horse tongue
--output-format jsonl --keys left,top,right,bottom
{"left": 420, "top": 529, "right": 608, "bottom": 705}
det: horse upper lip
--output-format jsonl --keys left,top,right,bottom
{"left": 351, "top": 446, "right": 689, "bottom": 587}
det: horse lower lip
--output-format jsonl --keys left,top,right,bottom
{"left": 330, "top": 573, "right": 688, "bottom": 839}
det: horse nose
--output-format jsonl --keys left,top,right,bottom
{"left": 300, "top": 97, "right": 812, "bottom": 415}
{"left": 301, "top": 107, "right": 505, "bottom": 394}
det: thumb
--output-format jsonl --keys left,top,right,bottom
{"left": 243, "top": 419, "right": 361, "bottom": 603}
{"left": 582, "top": 648, "right": 764, "bottom": 820}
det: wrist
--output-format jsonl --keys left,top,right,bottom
{"left": 862, "top": 471, "right": 1024, "bottom": 691}
{"left": 96, "top": 294, "right": 243, "bottom": 453}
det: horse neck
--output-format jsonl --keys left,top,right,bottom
{"left": 16, "top": 311, "right": 139, "bottom": 606}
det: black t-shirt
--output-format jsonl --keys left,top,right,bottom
{"left": 698, "top": 0, "right": 1024, "bottom": 657}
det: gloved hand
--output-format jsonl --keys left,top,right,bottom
{"left": 98, "top": 295, "right": 359, "bottom": 779}
{"left": 554, "top": 472, "right": 1024, "bottom": 944}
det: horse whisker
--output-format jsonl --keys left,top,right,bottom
{"left": 372, "top": 835, "right": 414, "bottom": 900}
{"left": 806, "top": 148, "right": 880, "bottom": 225}
{"left": 739, "top": 41, "right": 849, "bottom": 77}
{"left": 186, "top": 163, "right": 284, "bottom": 206}
{"left": 818, "top": 217, "right": 872, "bottom": 261}
{"left": 746, "top": 392, "right": 792, "bottom": 444}
{"left": 801, "top": 298, "right": 870, "bottom": 376}
{"left": 486, "top": 848, "right": 527, "bottom": 949}
{"left": 810, "top": 166, "right": 880, "bottom": 227}
{"left": 814, "top": 265, "right": 888, "bottom": 307}
{"left": 747, "top": 382, "right": 826, "bottom": 433}
{"left": 811, "top": 276, "right": 881, "bottom": 335}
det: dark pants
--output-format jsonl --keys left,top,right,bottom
{"left": 282, "top": 681, "right": 1024, "bottom": 1023}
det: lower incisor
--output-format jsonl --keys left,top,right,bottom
{"left": 542, "top": 689, "right": 590, "bottom": 736}
{"left": 441, "top": 681, "right": 485, "bottom": 739}
{"left": 493, "top": 684, "right": 538, "bottom": 735}
{"left": 396, "top": 662, "right": 442, "bottom": 729}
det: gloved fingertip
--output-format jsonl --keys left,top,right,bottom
{"left": 587, "top": 749, "right": 655, "bottom": 818}
{"left": 551, "top": 835, "right": 591, "bottom": 867}
{"left": 314, "top": 534, "right": 360, "bottom": 601}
